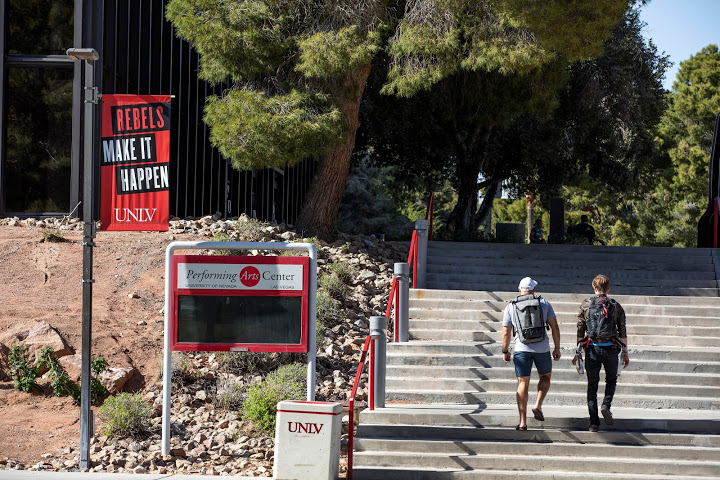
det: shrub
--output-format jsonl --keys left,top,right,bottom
{"left": 98, "top": 392, "right": 152, "bottom": 438}
{"left": 327, "top": 260, "right": 354, "bottom": 285}
{"left": 319, "top": 273, "right": 350, "bottom": 300}
{"left": 7, "top": 345, "right": 38, "bottom": 392}
{"left": 316, "top": 290, "right": 343, "bottom": 326}
{"left": 217, "top": 351, "right": 271, "bottom": 375}
{"left": 211, "top": 232, "right": 241, "bottom": 256}
{"left": 90, "top": 356, "right": 109, "bottom": 405}
{"left": 159, "top": 352, "right": 201, "bottom": 385}
{"left": 214, "top": 376, "right": 246, "bottom": 411}
{"left": 41, "top": 228, "right": 65, "bottom": 243}
{"left": 234, "top": 218, "right": 268, "bottom": 242}
{"left": 37, "top": 346, "right": 79, "bottom": 400}
{"left": 240, "top": 363, "right": 306, "bottom": 435}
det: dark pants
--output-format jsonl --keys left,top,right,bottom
{"left": 585, "top": 345, "right": 619, "bottom": 425}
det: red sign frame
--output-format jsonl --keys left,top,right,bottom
{"left": 170, "top": 255, "right": 309, "bottom": 352}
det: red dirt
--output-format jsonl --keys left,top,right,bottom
{"left": 0, "top": 226, "right": 200, "bottom": 465}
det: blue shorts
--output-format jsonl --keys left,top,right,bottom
{"left": 513, "top": 351, "right": 552, "bottom": 377}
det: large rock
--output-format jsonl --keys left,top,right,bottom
{"left": 0, "top": 321, "right": 71, "bottom": 362}
{"left": 100, "top": 366, "right": 137, "bottom": 393}
{"left": 58, "top": 354, "right": 136, "bottom": 393}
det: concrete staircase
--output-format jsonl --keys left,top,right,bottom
{"left": 352, "top": 242, "right": 720, "bottom": 479}
{"left": 425, "top": 241, "right": 720, "bottom": 296}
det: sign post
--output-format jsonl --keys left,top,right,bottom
{"left": 66, "top": 47, "right": 99, "bottom": 471}
{"left": 161, "top": 241, "right": 318, "bottom": 455}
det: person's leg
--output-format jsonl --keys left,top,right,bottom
{"left": 585, "top": 347, "right": 602, "bottom": 427}
{"left": 533, "top": 351, "right": 553, "bottom": 414}
{"left": 516, "top": 376, "right": 530, "bottom": 428}
{"left": 513, "top": 352, "right": 532, "bottom": 428}
{"left": 601, "top": 347, "right": 619, "bottom": 415}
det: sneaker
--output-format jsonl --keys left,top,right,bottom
{"left": 601, "top": 405, "right": 614, "bottom": 425}
{"left": 589, "top": 424, "right": 599, "bottom": 432}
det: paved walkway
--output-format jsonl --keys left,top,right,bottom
{"left": 1, "top": 472, "right": 259, "bottom": 479}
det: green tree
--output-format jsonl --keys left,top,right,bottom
{"left": 649, "top": 45, "right": 720, "bottom": 246}
{"left": 500, "top": 7, "right": 669, "bottom": 245}
{"left": 357, "top": 1, "right": 630, "bottom": 238}
{"left": 167, "top": 1, "right": 626, "bottom": 239}
{"left": 166, "top": 0, "right": 395, "bottom": 238}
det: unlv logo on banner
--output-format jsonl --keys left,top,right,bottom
{"left": 100, "top": 94, "right": 171, "bottom": 231}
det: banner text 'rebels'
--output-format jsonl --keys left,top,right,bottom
{"left": 109, "top": 103, "right": 169, "bottom": 135}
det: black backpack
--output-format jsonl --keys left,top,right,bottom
{"left": 586, "top": 295, "right": 617, "bottom": 342}
{"left": 511, "top": 294, "right": 547, "bottom": 344}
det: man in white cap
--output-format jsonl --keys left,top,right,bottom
{"left": 501, "top": 277, "right": 561, "bottom": 430}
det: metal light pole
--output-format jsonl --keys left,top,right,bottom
{"left": 66, "top": 47, "right": 99, "bottom": 470}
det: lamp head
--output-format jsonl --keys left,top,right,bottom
{"left": 66, "top": 48, "right": 99, "bottom": 61}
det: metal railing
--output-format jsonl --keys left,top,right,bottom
{"left": 346, "top": 192, "right": 434, "bottom": 479}
{"left": 386, "top": 192, "right": 434, "bottom": 340}
{"left": 714, "top": 197, "right": 720, "bottom": 248}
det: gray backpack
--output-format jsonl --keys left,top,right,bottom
{"left": 511, "top": 294, "right": 547, "bottom": 344}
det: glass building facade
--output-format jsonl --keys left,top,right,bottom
{"left": 0, "top": 0, "right": 316, "bottom": 222}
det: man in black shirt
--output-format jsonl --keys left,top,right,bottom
{"left": 573, "top": 215, "right": 604, "bottom": 245}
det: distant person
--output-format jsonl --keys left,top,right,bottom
{"left": 574, "top": 274, "right": 629, "bottom": 432}
{"left": 502, "top": 277, "right": 561, "bottom": 430}
{"left": 529, "top": 219, "right": 545, "bottom": 244}
{"left": 573, "top": 215, "right": 605, "bottom": 245}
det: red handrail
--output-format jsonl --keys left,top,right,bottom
{"left": 347, "top": 192, "right": 433, "bottom": 479}
{"left": 386, "top": 231, "right": 418, "bottom": 339}
{"left": 714, "top": 197, "right": 719, "bottom": 248}
{"left": 347, "top": 335, "right": 372, "bottom": 480}
{"left": 425, "top": 192, "right": 435, "bottom": 241}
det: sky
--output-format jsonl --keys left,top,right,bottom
{"left": 640, "top": 0, "right": 720, "bottom": 90}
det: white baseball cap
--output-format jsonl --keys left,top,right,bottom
{"left": 518, "top": 277, "right": 538, "bottom": 290}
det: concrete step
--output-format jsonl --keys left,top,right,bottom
{"left": 426, "top": 246, "right": 714, "bottom": 264}
{"left": 427, "top": 251, "right": 714, "bottom": 270}
{"left": 387, "top": 355, "right": 720, "bottom": 374}
{"left": 386, "top": 365, "right": 720, "bottom": 385}
{"left": 358, "top": 404, "right": 720, "bottom": 437}
{"left": 409, "top": 316, "right": 720, "bottom": 331}
{"left": 353, "top": 404, "right": 720, "bottom": 479}
{"left": 408, "top": 329, "right": 719, "bottom": 347}
{"left": 426, "top": 272, "right": 716, "bottom": 288}
{"left": 385, "top": 377, "right": 720, "bottom": 400}
{"left": 427, "top": 263, "right": 718, "bottom": 280}
{"left": 427, "top": 241, "right": 716, "bottom": 257}
{"left": 352, "top": 452, "right": 720, "bottom": 478}
{"left": 385, "top": 389, "right": 720, "bottom": 409}
{"left": 425, "top": 281, "right": 719, "bottom": 296}
{"left": 355, "top": 437, "right": 720, "bottom": 461}
{"left": 353, "top": 467, "right": 720, "bottom": 480}
{"left": 410, "top": 289, "right": 720, "bottom": 306}
{"left": 409, "top": 312, "right": 720, "bottom": 327}
{"left": 387, "top": 342, "right": 720, "bottom": 363}
{"left": 409, "top": 300, "right": 720, "bottom": 317}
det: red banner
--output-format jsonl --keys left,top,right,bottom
{"left": 100, "top": 94, "right": 171, "bottom": 231}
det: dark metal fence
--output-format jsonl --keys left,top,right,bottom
{"left": 101, "top": 0, "right": 316, "bottom": 224}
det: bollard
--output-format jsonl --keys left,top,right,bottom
{"left": 414, "top": 219, "right": 429, "bottom": 289}
{"left": 274, "top": 400, "right": 343, "bottom": 480}
{"left": 394, "top": 263, "right": 410, "bottom": 342}
{"left": 369, "top": 316, "right": 387, "bottom": 408}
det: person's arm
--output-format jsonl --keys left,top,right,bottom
{"left": 617, "top": 304, "right": 629, "bottom": 367}
{"left": 502, "top": 326, "right": 512, "bottom": 363}
{"left": 547, "top": 316, "right": 561, "bottom": 360}
{"left": 573, "top": 302, "right": 587, "bottom": 364}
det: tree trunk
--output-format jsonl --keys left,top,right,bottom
{"left": 446, "top": 127, "right": 492, "bottom": 238}
{"left": 475, "top": 179, "right": 500, "bottom": 230}
{"left": 447, "top": 158, "right": 482, "bottom": 238}
{"left": 526, "top": 191, "right": 535, "bottom": 244}
{"left": 295, "top": 65, "right": 371, "bottom": 239}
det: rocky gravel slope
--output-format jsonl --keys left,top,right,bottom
{"left": 0, "top": 214, "right": 408, "bottom": 477}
